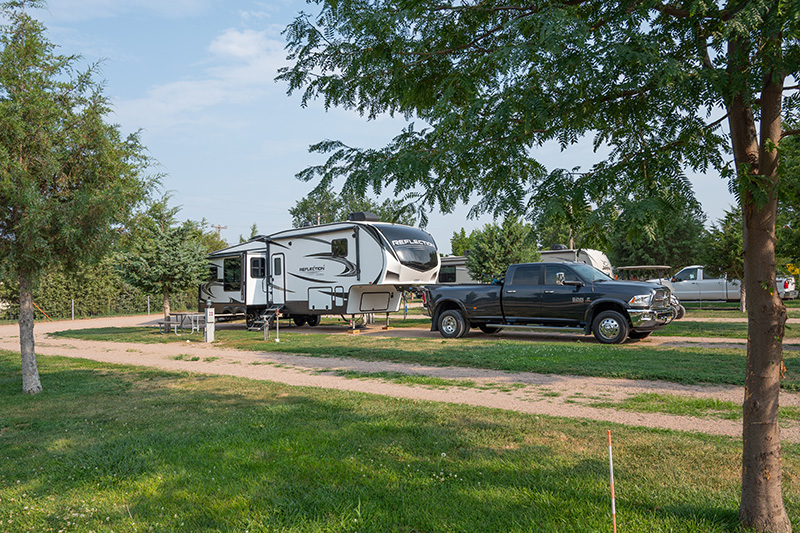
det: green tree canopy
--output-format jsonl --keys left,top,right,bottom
{"left": 608, "top": 204, "right": 706, "bottom": 269}
{"left": 778, "top": 125, "right": 800, "bottom": 267}
{"left": 0, "top": 1, "right": 153, "bottom": 394}
{"left": 290, "top": 186, "right": 417, "bottom": 227}
{"left": 117, "top": 196, "right": 208, "bottom": 320}
{"left": 449, "top": 227, "right": 477, "bottom": 256}
{"left": 464, "top": 219, "right": 538, "bottom": 282}
{"left": 704, "top": 206, "right": 744, "bottom": 281}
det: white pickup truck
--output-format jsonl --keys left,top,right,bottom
{"left": 653, "top": 265, "right": 797, "bottom": 301}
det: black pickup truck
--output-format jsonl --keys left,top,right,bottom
{"left": 422, "top": 262, "right": 674, "bottom": 344}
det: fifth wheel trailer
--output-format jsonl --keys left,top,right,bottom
{"left": 199, "top": 214, "right": 440, "bottom": 327}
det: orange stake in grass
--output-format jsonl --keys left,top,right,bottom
{"left": 608, "top": 430, "right": 617, "bottom": 533}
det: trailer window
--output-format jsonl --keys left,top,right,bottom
{"left": 332, "top": 238, "right": 348, "bottom": 258}
{"left": 438, "top": 266, "right": 456, "bottom": 283}
{"left": 209, "top": 265, "right": 220, "bottom": 282}
{"left": 223, "top": 257, "right": 242, "bottom": 292}
{"left": 378, "top": 225, "right": 439, "bottom": 272}
{"left": 251, "top": 257, "right": 265, "bottom": 278}
{"left": 273, "top": 256, "right": 282, "bottom": 276}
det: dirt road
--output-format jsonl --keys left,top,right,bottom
{"left": 2, "top": 315, "right": 799, "bottom": 442}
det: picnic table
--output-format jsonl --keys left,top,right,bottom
{"left": 157, "top": 312, "right": 205, "bottom": 335}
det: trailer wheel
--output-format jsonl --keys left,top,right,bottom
{"left": 591, "top": 310, "right": 629, "bottom": 344}
{"left": 478, "top": 324, "right": 502, "bottom": 334}
{"left": 293, "top": 316, "right": 307, "bottom": 327}
{"left": 306, "top": 315, "right": 321, "bottom": 327}
{"left": 246, "top": 312, "right": 258, "bottom": 330}
{"left": 438, "top": 310, "right": 466, "bottom": 339}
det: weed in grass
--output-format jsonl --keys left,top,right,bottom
{"left": 539, "top": 390, "right": 561, "bottom": 398}
{"left": 203, "top": 357, "right": 219, "bottom": 362}
{"left": 172, "top": 354, "right": 200, "bottom": 361}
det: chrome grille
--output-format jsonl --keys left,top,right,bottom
{"left": 652, "top": 288, "right": 670, "bottom": 309}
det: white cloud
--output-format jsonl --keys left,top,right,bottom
{"left": 113, "top": 28, "right": 290, "bottom": 134}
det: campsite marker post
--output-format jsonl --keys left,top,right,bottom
{"left": 608, "top": 430, "right": 617, "bottom": 533}
{"left": 204, "top": 306, "right": 215, "bottom": 343}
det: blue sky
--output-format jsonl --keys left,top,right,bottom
{"left": 35, "top": 0, "right": 735, "bottom": 254}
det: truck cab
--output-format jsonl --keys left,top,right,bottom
{"left": 424, "top": 262, "right": 675, "bottom": 344}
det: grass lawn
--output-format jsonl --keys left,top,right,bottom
{"left": 50, "top": 327, "right": 800, "bottom": 391}
{"left": 1, "top": 352, "right": 797, "bottom": 532}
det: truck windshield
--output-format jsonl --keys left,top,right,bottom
{"left": 377, "top": 225, "right": 439, "bottom": 272}
{"left": 571, "top": 263, "right": 613, "bottom": 282}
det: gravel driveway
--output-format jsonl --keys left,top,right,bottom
{"left": 2, "top": 315, "right": 799, "bottom": 442}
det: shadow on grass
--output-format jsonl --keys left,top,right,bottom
{"left": 0, "top": 352, "right": 771, "bottom": 531}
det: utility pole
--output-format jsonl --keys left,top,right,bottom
{"left": 211, "top": 224, "right": 227, "bottom": 237}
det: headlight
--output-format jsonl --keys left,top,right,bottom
{"left": 629, "top": 293, "right": 652, "bottom": 308}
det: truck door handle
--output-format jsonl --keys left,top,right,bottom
{"left": 506, "top": 290, "right": 516, "bottom": 293}
{"left": 544, "top": 290, "right": 555, "bottom": 294}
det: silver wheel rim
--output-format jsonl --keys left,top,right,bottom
{"left": 442, "top": 316, "right": 458, "bottom": 335}
{"left": 598, "top": 317, "right": 621, "bottom": 340}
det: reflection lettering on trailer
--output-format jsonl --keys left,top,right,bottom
{"left": 391, "top": 238, "right": 436, "bottom": 248}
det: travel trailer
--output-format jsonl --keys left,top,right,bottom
{"left": 199, "top": 213, "right": 440, "bottom": 328}
{"left": 538, "top": 246, "right": 614, "bottom": 277}
{"left": 437, "top": 256, "right": 478, "bottom": 284}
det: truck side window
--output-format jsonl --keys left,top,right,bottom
{"left": 674, "top": 268, "right": 697, "bottom": 282}
{"left": 251, "top": 257, "right": 265, "bottom": 278}
{"left": 545, "top": 267, "right": 579, "bottom": 285}
{"left": 511, "top": 265, "right": 541, "bottom": 285}
{"left": 332, "top": 238, "right": 348, "bottom": 258}
{"left": 223, "top": 257, "right": 242, "bottom": 292}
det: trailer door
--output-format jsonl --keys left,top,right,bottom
{"left": 269, "top": 253, "right": 286, "bottom": 306}
{"left": 247, "top": 253, "right": 268, "bottom": 306}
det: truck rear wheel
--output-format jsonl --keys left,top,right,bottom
{"left": 438, "top": 310, "right": 466, "bottom": 339}
{"left": 592, "top": 310, "right": 629, "bottom": 344}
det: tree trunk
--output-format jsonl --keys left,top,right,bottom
{"left": 731, "top": 58, "right": 791, "bottom": 531}
{"left": 740, "top": 284, "right": 746, "bottom": 314}
{"left": 19, "top": 271, "right": 42, "bottom": 395}
{"left": 162, "top": 291, "right": 171, "bottom": 321}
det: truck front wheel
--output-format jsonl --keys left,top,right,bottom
{"left": 438, "top": 310, "right": 466, "bottom": 339}
{"left": 592, "top": 310, "right": 629, "bottom": 344}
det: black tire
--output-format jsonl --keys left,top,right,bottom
{"left": 438, "top": 309, "right": 467, "bottom": 339}
{"left": 675, "top": 305, "right": 686, "bottom": 320}
{"left": 306, "top": 314, "right": 321, "bottom": 327}
{"left": 628, "top": 330, "right": 652, "bottom": 340}
{"left": 478, "top": 324, "right": 503, "bottom": 334}
{"left": 246, "top": 312, "right": 258, "bottom": 329}
{"left": 293, "top": 316, "right": 307, "bottom": 327}
{"left": 592, "top": 310, "right": 630, "bottom": 344}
